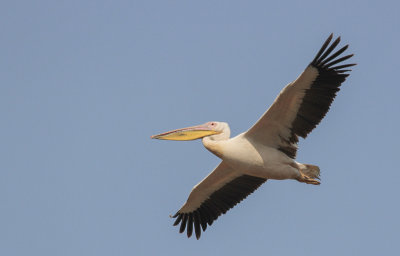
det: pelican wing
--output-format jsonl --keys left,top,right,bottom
{"left": 172, "top": 161, "right": 267, "bottom": 239}
{"left": 246, "top": 34, "right": 355, "bottom": 158}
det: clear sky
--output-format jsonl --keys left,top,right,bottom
{"left": 1, "top": 1, "right": 399, "bottom": 255}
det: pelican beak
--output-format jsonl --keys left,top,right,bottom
{"left": 151, "top": 123, "right": 220, "bottom": 141}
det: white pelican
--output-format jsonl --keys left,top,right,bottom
{"left": 151, "top": 34, "right": 355, "bottom": 239}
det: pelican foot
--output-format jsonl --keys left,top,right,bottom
{"left": 297, "top": 171, "right": 321, "bottom": 185}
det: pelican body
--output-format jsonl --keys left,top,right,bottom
{"left": 151, "top": 34, "right": 355, "bottom": 239}
{"left": 202, "top": 123, "right": 299, "bottom": 181}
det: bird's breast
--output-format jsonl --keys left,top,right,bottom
{"left": 221, "top": 135, "right": 264, "bottom": 170}
{"left": 220, "top": 135, "right": 295, "bottom": 179}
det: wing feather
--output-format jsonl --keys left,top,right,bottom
{"left": 246, "top": 34, "right": 355, "bottom": 158}
{"left": 172, "top": 161, "right": 266, "bottom": 239}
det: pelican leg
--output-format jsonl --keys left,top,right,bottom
{"left": 297, "top": 171, "right": 321, "bottom": 185}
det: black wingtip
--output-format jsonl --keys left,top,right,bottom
{"left": 311, "top": 33, "right": 334, "bottom": 64}
{"left": 194, "top": 211, "right": 202, "bottom": 240}
{"left": 315, "top": 36, "right": 341, "bottom": 64}
{"left": 187, "top": 214, "right": 193, "bottom": 238}
{"left": 330, "top": 63, "right": 357, "bottom": 70}
{"left": 179, "top": 214, "right": 187, "bottom": 233}
{"left": 324, "top": 54, "right": 354, "bottom": 68}
{"left": 319, "top": 44, "right": 349, "bottom": 67}
{"left": 171, "top": 175, "right": 267, "bottom": 240}
{"left": 310, "top": 33, "right": 355, "bottom": 73}
{"left": 173, "top": 213, "right": 183, "bottom": 226}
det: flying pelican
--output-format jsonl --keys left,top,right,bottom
{"left": 151, "top": 34, "right": 355, "bottom": 239}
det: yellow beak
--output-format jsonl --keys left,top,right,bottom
{"left": 151, "top": 124, "right": 220, "bottom": 141}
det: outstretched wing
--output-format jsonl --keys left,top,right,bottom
{"left": 245, "top": 34, "right": 356, "bottom": 159}
{"left": 172, "top": 161, "right": 267, "bottom": 239}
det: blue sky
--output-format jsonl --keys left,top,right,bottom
{"left": 1, "top": 1, "right": 399, "bottom": 255}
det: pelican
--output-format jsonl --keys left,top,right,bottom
{"left": 151, "top": 34, "right": 355, "bottom": 239}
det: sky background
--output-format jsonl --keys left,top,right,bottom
{"left": 1, "top": 1, "right": 399, "bottom": 255}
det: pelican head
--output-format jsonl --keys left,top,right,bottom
{"left": 151, "top": 121, "right": 230, "bottom": 141}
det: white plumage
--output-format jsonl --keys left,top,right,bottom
{"left": 152, "top": 34, "right": 355, "bottom": 239}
